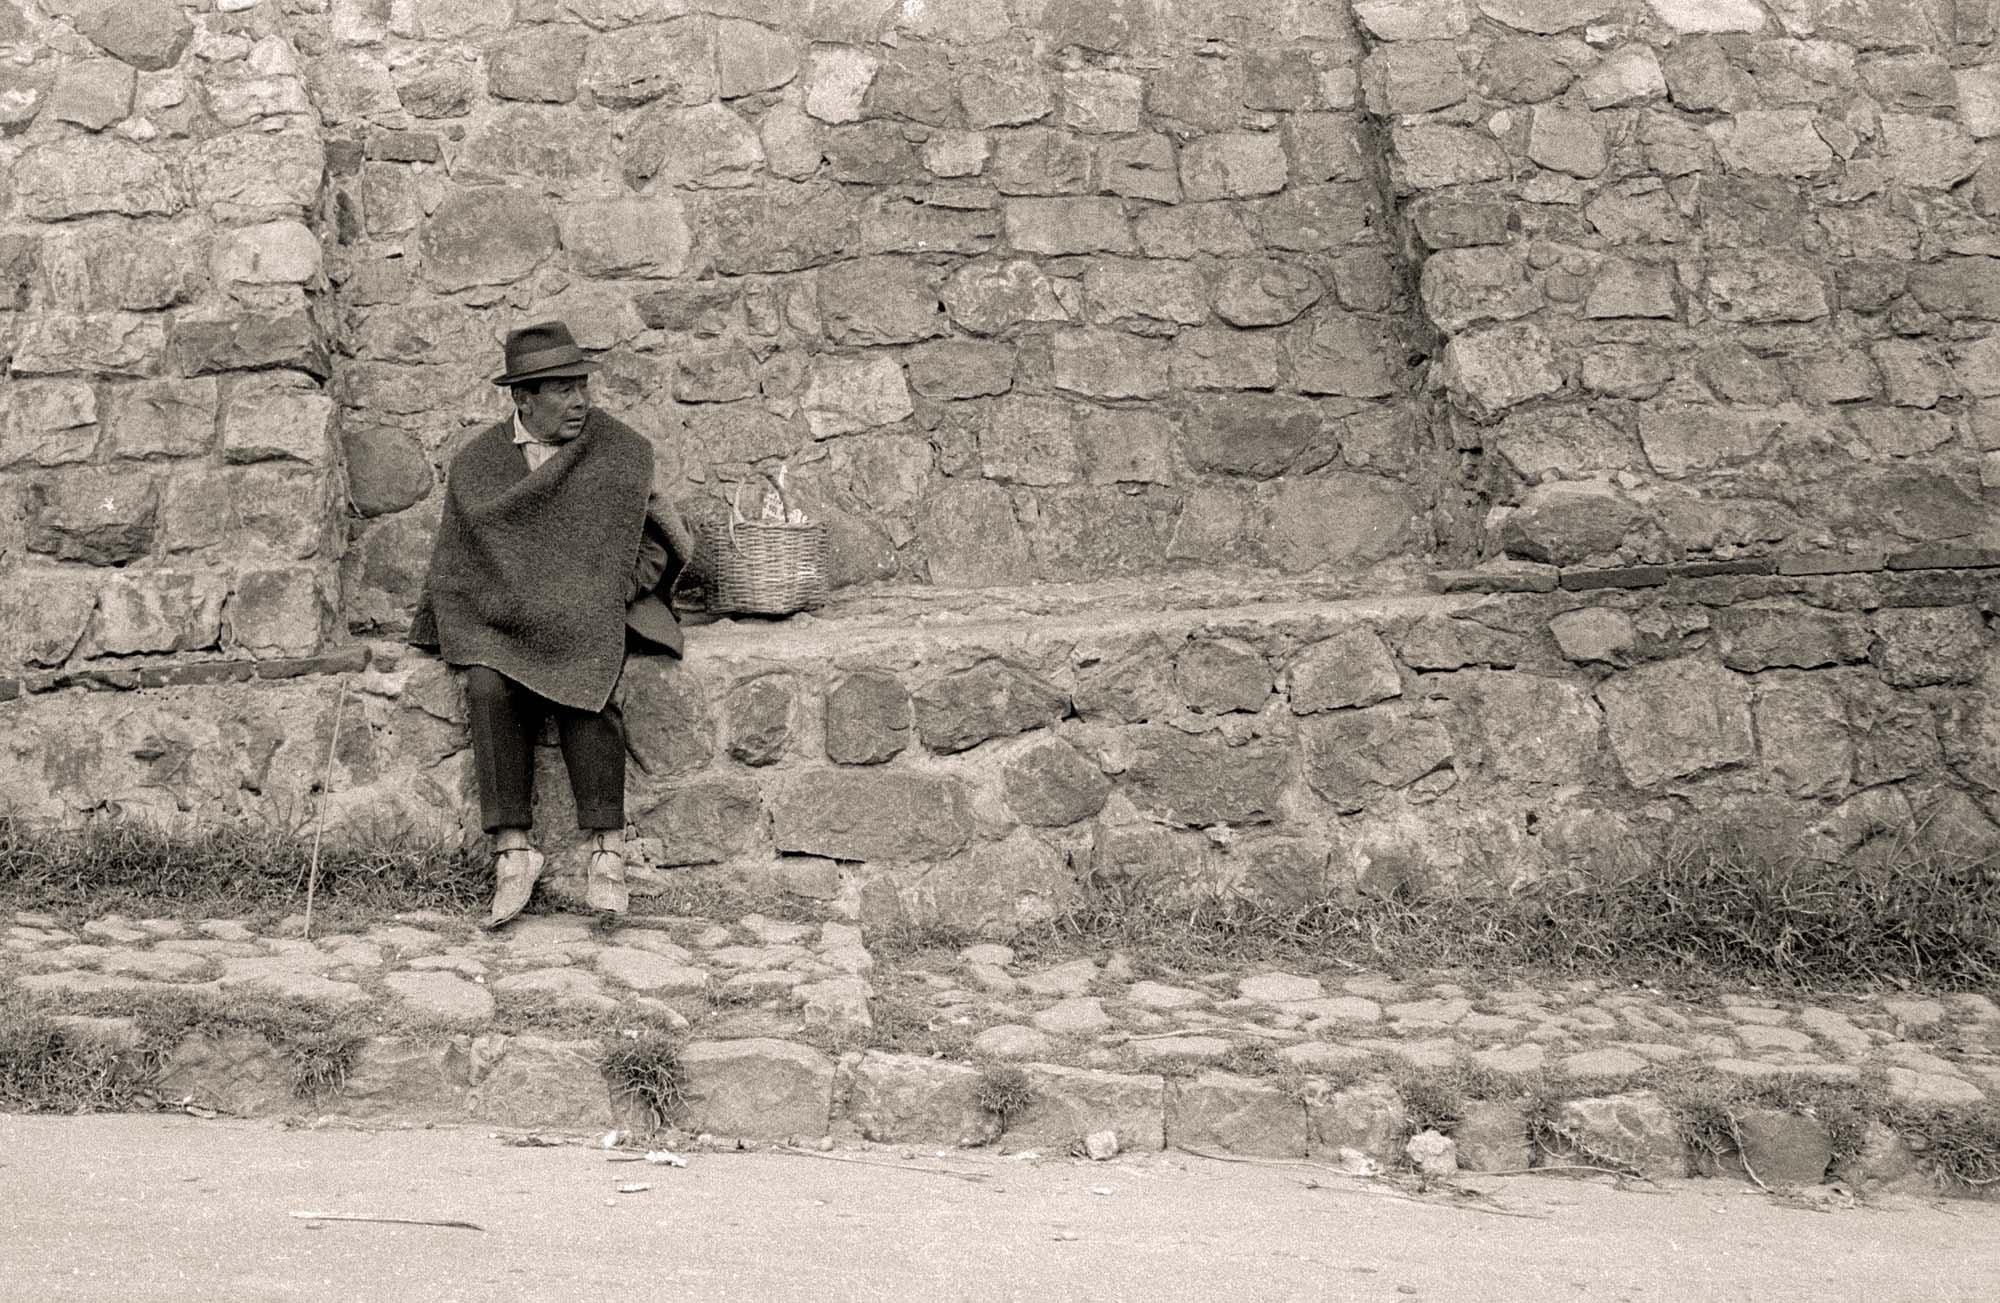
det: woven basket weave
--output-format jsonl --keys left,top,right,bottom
{"left": 697, "top": 473, "right": 828, "bottom": 616}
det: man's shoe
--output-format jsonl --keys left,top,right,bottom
{"left": 485, "top": 848, "right": 545, "bottom": 930}
{"left": 585, "top": 835, "right": 628, "bottom": 916}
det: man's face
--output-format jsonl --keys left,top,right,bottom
{"left": 515, "top": 375, "right": 589, "bottom": 441}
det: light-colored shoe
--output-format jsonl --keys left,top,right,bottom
{"left": 485, "top": 847, "right": 545, "bottom": 930}
{"left": 585, "top": 832, "right": 628, "bottom": 916}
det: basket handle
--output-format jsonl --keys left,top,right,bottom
{"left": 723, "top": 468, "right": 795, "bottom": 553}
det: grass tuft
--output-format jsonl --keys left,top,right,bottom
{"left": 975, "top": 1066, "right": 1035, "bottom": 1128}
{"left": 0, "top": 811, "right": 486, "bottom": 924}
{"left": 1015, "top": 822, "right": 2000, "bottom": 994}
{"left": 0, "top": 1000, "right": 151, "bottom": 1113}
{"left": 602, "top": 1032, "right": 690, "bottom": 1133}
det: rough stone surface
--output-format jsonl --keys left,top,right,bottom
{"left": 680, "top": 1039, "right": 834, "bottom": 1139}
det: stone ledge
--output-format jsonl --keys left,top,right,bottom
{"left": 9, "top": 910, "right": 1995, "bottom": 1198}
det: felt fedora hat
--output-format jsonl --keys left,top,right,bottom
{"left": 492, "top": 320, "right": 600, "bottom": 386}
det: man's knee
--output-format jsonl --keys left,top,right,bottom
{"left": 464, "top": 666, "right": 511, "bottom": 708}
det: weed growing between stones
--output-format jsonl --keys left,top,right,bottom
{"left": 602, "top": 1032, "right": 689, "bottom": 1134}
{"left": 1884, "top": 1100, "right": 2000, "bottom": 1195}
{"left": 0, "top": 998, "right": 151, "bottom": 1113}
{"left": 974, "top": 1067, "right": 1035, "bottom": 1131}
{"left": 1018, "top": 823, "right": 2000, "bottom": 994}
{"left": 1216, "top": 1041, "right": 1281, "bottom": 1078}
{"left": 0, "top": 812, "right": 486, "bottom": 924}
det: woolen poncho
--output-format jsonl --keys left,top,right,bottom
{"left": 414, "top": 409, "right": 653, "bottom": 714}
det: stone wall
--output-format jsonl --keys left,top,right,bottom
{"left": 7, "top": 565, "right": 1996, "bottom": 926}
{"left": 314, "top": 0, "right": 1435, "bottom": 631}
{"left": 1, "top": 0, "right": 338, "bottom": 673}
{"left": 1, "top": 0, "right": 1997, "bottom": 905}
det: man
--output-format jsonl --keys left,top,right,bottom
{"left": 410, "top": 321, "right": 694, "bottom": 928}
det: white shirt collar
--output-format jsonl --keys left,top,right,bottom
{"left": 512, "top": 413, "right": 545, "bottom": 446}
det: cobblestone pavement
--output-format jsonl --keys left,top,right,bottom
{"left": 6, "top": 906, "right": 1998, "bottom": 1197}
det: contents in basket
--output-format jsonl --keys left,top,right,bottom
{"left": 754, "top": 464, "right": 807, "bottom": 525}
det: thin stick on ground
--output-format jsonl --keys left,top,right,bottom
{"left": 290, "top": 1211, "right": 484, "bottom": 1231}
{"left": 302, "top": 679, "right": 348, "bottom": 941}
{"left": 777, "top": 1144, "right": 990, "bottom": 1183}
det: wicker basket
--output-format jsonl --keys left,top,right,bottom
{"left": 697, "top": 471, "right": 828, "bottom": 616}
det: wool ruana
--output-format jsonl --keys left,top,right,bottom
{"left": 412, "top": 408, "right": 655, "bottom": 714}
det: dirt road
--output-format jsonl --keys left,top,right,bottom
{"left": 3, "top": 1115, "right": 1995, "bottom": 1302}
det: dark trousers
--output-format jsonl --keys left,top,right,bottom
{"left": 464, "top": 666, "right": 626, "bottom": 833}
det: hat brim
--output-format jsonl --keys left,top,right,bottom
{"left": 492, "top": 358, "right": 599, "bottom": 386}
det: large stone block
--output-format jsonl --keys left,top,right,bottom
{"left": 1445, "top": 670, "right": 1603, "bottom": 783}
{"left": 914, "top": 660, "right": 1067, "bottom": 754}
{"left": 848, "top": 1052, "right": 1000, "bottom": 1146}
{"left": 919, "top": 481, "right": 1033, "bottom": 585}
{"left": 819, "top": 257, "right": 948, "bottom": 346}
{"left": 1287, "top": 628, "right": 1402, "bottom": 712}
{"left": 1076, "top": 408, "right": 1174, "bottom": 485}
{"left": 1421, "top": 246, "right": 1542, "bottom": 334}
{"left": 467, "top": 1035, "right": 612, "bottom": 1128}
{"left": 211, "top": 222, "right": 321, "bottom": 288}
{"left": 169, "top": 307, "right": 328, "bottom": 379}
{"left": 1180, "top": 131, "right": 1288, "bottom": 201}
{"left": 1756, "top": 675, "right": 1851, "bottom": 798}
{"left": 1053, "top": 328, "right": 1170, "bottom": 399}
{"left": 1301, "top": 704, "right": 1454, "bottom": 812}
{"left": 1392, "top": 123, "right": 1507, "bottom": 189}
{"left": 0, "top": 379, "right": 98, "bottom": 469}
{"left": 1704, "top": 253, "right": 1828, "bottom": 322}
{"left": 84, "top": 572, "right": 225, "bottom": 656}
{"left": 1548, "top": 1092, "right": 1686, "bottom": 1179}
{"left": 1005, "top": 1064, "right": 1164, "bottom": 1153}
{"left": 1499, "top": 481, "right": 1650, "bottom": 566}
{"left": 942, "top": 259, "right": 1069, "bottom": 335}
{"left": 49, "top": 57, "right": 135, "bottom": 132}
{"left": 188, "top": 131, "right": 323, "bottom": 222}
{"left": 1636, "top": 404, "right": 1785, "bottom": 477}
{"left": 0, "top": 568, "right": 98, "bottom": 668}
{"left": 459, "top": 105, "right": 615, "bottom": 185}
{"left": 1168, "top": 1072, "right": 1307, "bottom": 1158}
{"left": 1004, "top": 197, "right": 1136, "bottom": 255}
{"left": 419, "top": 187, "right": 558, "bottom": 291}
{"left": 1265, "top": 476, "right": 1413, "bottom": 573}
{"left": 979, "top": 395, "right": 1080, "bottom": 485}
{"left": 1597, "top": 658, "right": 1753, "bottom": 787}
{"left": 1176, "top": 637, "right": 1272, "bottom": 714}
{"left": 14, "top": 139, "right": 180, "bottom": 219}
{"left": 487, "top": 24, "right": 587, "bottom": 102}
{"left": 1442, "top": 323, "right": 1564, "bottom": 415}
{"left": 620, "top": 660, "right": 716, "bottom": 778}
{"left": 803, "top": 356, "right": 913, "bottom": 438}
{"left": 825, "top": 670, "right": 912, "bottom": 765}
{"left": 1711, "top": 109, "right": 1834, "bottom": 177}
{"left": 26, "top": 470, "right": 157, "bottom": 565}
{"left": 630, "top": 779, "right": 765, "bottom": 867}
{"left": 1002, "top": 735, "right": 1111, "bottom": 826}
{"left": 75, "top": 0, "right": 191, "bottom": 72}
{"left": 697, "top": 185, "right": 856, "bottom": 274}
{"left": 221, "top": 373, "right": 334, "bottom": 467}
{"left": 623, "top": 102, "right": 764, "bottom": 189}
{"left": 225, "top": 566, "right": 327, "bottom": 657}
{"left": 1124, "top": 726, "right": 1293, "bottom": 826}
{"left": 1870, "top": 606, "right": 1988, "bottom": 687}
{"left": 1716, "top": 602, "right": 1871, "bottom": 672}
{"left": 1178, "top": 393, "right": 1337, "bottom": 479}
{"left": 558, "top": 197, "right": 690, "bottom": 276}
{"left": 339, "top": 425, "right": 433, "bottom": 518}
{"left": 582, "top": 18, "right": 714, "bottom": 109}
{"left": 770, "top": 768, "right": 976, "bottom": 861}
{"left": 1881, "top": 113, "right": 1980, "bottom": 189}
{"left": 902, "top": 830, "right": 1078, "bottom": 928}
{"left": 1908, "top": 257, "right": 2000, "bottom": 320}
{"left": 11, "top": 313, "right": 165, "bottom": 379}
{"left": 989, "top": 126, "right": 1093, "bottom": 195}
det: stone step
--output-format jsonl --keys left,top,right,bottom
{"left": 42, "top": 1025, "right": 1969, "bottom": 1199}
